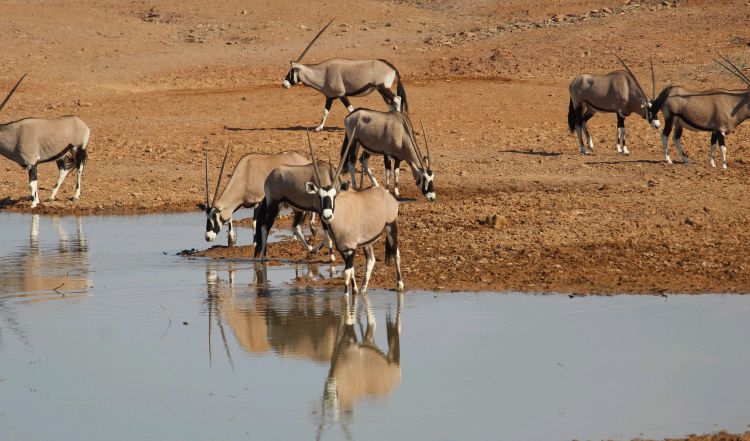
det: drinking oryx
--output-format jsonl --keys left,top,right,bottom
{"left": 568, "top": 56, "right": 661, "bottom": 155}
{"left": 650, "top": 56, "right": 750, "bottom": 169}
{"left": 341, "top": 108, "right": 435, "bottom": 201}
{"left": 306, "top": 131, "right": 404, "bottom": 295}
{"left": 0, "top": 75, "right": 90, "bottom": 208}
{"left": 282, "top": 19, "right": 409, "bottom": 131}
{"left": 252, "top": 131, "right": 343, "bottom": 261}
{"left": 204, "top": 142, "right": 319, "bottom": 247}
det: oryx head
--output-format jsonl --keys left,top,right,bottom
{"left": 282, "top": 19, "right": 334, "bottom": 89}
{"left": 616, "top": 55, "right": 661, "bottom": 130}
{"left": 204, "top": 141, "right": 232, "bottom": 242}
{"left": 0, "top": 74, "right": 27, "bottom": 115}
{"left": 305, "top": 129, "right": 353, "bottom": 223}
{"left": 406, "top": 119, "right": 436, "bottom": 202}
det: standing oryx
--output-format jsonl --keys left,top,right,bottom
{"left": 341, "top": 109, "right": 435, "bottom": 201}
{"left": 282, "top": 19, "right": 409, "bottom": 132}
{"left": 650, "top": 56, "right": 750, "bottom": 169}
{"left": 306, "top": 131, "right": 404, "bottom": 295}
{"left": 568, "top": 56, "right": 661, "bottom": 155}
{"left": 203, "top": 143, "right": 318, "bottom": 247}
{"left": 0, "top": 75, "right": 90, "bottom": 208}
{"left": 252, "top": 131, "right": 342, "bottom": 261}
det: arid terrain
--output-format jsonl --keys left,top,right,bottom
{"left": 2, "top": 0, "right": 750, "bottom": 297}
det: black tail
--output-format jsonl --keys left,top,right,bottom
{"left": 651, "top": 85, "right": 675, "bottom": 115}
{"left": 397, "top": 79, "right": 408, "bottom": 113}
{"left": 567, "top": 98, "right": 576, "bottom": 133}
{"left": 385, "top": 222, "right": 398, "bottom": 266}
{"left": 253, "top": 200, "right": 267, "bottom": 258}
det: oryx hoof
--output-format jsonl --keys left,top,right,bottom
{"left": 397, "top": 280, "right": 405, "bottom": 292}
{"left": 72, "top": 195, "right": 81, "bottom": 201}
{"left": 228, "top": 239, "right": 236, "bottom": 247}
{"left": 314, "top": 125, "right": 324, "bottom": 132}
{"left": 329, "top": 254, "right": 336, "bottom": 263}
{"left": 46, "top": 196, "right": 56, "bottom": 202}
{"left": 710, "top": 160, "right": 717, "bottom": 168}
{"left": 682, "top": 158, "right": 691, "bottom": 165}
{"left": 665, "top": 157, "right": 673, "bottom": 165}
{"left": 722, "top": 163, "right": 728, "bottom": 170}
{"left": 30, "top": 200, "right": 39, "bottom": 209}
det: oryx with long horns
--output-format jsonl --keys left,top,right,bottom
{"left": 340, "top": 109, "right": 435, "bottom": 201}
{"left": 0, "top": 75, "right": 90, "bottom": 208}
{"left": 282, "top": 19, "right": 409, "bottom": 132}
{"left": 252, "top": 131, "right": 345, "bottom": 261}
{"left": 203, "top": 142, "right": 318, "bottom": 247}
{"left": 650, "top": 56, "right": 750, "bottom": 168}
{"left": 568, "top": 56, "right": 661, "bottom": 155}
{"left": 305, "top": 130, "right": 404, "bottom": 295}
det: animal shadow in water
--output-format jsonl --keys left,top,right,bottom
{"left": 224, "top": 125, "right": 344, "bottom": 133}
{"left": 500, "top": 148, "right": 561, "bottom": 157}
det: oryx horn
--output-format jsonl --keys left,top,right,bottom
{"left": 212, "top": 142, "right": 232, "bottom": 207}
{"left": 420, "top": 120, "right": 432, "bottom": 167}
{"left": 334, "top": 127, "right": 357, "bottom": 183}
{"left": 650, "top": 55, "right": 656, "bottom": 99}
{"left": 402, "top": 114, "right": 426, "bottom": 169}
{"left": 295, "top": 18, "right": 335, "bottom": 63}
{"left": 716, "top": 55, "right": 750, "bottom": 86}
{"left": 615, "top": 55, "right": 649, "bottom": 100}
{"left": 204, "top": 139, "right": 210, "bottom": 208}
{"left": 0, "top": 73, "right": 28, "bottom": 114}
{"left": 307, "top": 129, "right": 323, "bottom": 185}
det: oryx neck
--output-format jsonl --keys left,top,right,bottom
{"left": 296, "top": 64, "right": 326, "bottom": 93}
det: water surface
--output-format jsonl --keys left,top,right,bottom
{"left": 1, "top": 212, "right": 749, "bottom": 441}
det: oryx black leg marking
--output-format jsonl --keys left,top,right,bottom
{"left": 709, "top": 132, "right": 719, "bottom": 167}
{"left": 385, "top": 221, "right": 404, "bottom": 291}
{"left": 384, "top": 155, "right": 392, "bottom": 192}
{"left": 661, "top": 117, "right": 674, "bottom": 164}
{"left": 340, "top": 96, "right": 353, "bottom": 113}
{"left": 73, "top": 146, "right": 87, "bottom": 200}
{"left": 581, "top": 112, "right": 595, "bottom": 152}
{"left": 28, "top": 165, "right": 39, "bottom": 208}
{"left": 255, "top": 201, "right": 280, "bottom": 259}
{"left": 673, "top": 125, "right": 688, "bottom": 164}
{"left": 315, "top": 97, "right": 335, "bottom": 131}
{"left": 574, "top": 107, "right": 586, "bottom": 154}
{"left": 347, "top": 140, "right": 361, "bottom": 190}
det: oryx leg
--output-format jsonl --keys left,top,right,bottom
{"left": 718, "top": 132, "right": 728, "bottom": 170}
{"left": 582, "top": 113, "right": 595, "bottom": 153}
{"left": 575, "top": 107, "right": 586, "bottom": 155}
{"left": 386, "top": 222, "right": 404, "bottom": 291}
{"left": 661, "top": 117, "right": 674, "bottom": 164}
{"left": 315, "top": 97, "right": 335, "bottom": 132}
{"left": 28, "top": 165, "right": 39, "bottom": 208}
{"left": 616, "top": 114, "right": 629, "bottom": 155}
{"left": 292, "top": 210, "right": 315, "bottom": 253}
{"left": 256, "top": 201, "right": 280, "bottom": 260}
{"left": 48, "top": 158, "right": 71, "bottom": 201}
{"left": 377, "top": 85, "right": 398, "bottom": 111}
{"left": 342, "top": 250, "right": 358, "bottom": 296}
{"left": 308, "top": 212, "right": 318, "bottom": 238}
{"left": 345, "top": 140, "right": 361, "bottom": 190}
{"left": 340, "top": 96, "right": 354, "bottom": 113}
{"left": 227, "top": 218, "right": 236, "bottom": 247}
{"left": 384, "top": 155, "right": 392, "bottom": 191}
{"left": 673, "top": 126, "right": 689, "bottom": 164}
{"left": 709, "top": 132, "right": 719, "bottom": 168}
{"left": 72, "top": 145, "right": 87, "bottom": 201}
{"left": 361, "top": 245, "right": 376, "bottom": 294}
{"left": 393, "top": 159, "right": 401, "bottom": 198}
{"left": 360, "top": 152, "right": 379, "bottom": 188}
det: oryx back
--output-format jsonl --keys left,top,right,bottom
{"left": 317, "top": 59, "right": 398, "bottom": 97}
{"left": 345, "top": 109, "right": 415, "bottom": 161}
{"left": 659, "top": 86, "right": 750, "bottom": 132}
{"left": 264, "top": 160, "right": 334, "bottom": 212}
{"left": 328, "top": 186, "right": 398, "bottom": 251}
{"left": 569, "top": 71, "right": 639, "bottom": 115}
{"left": 1, "top": 116, "right": 89, "bottom": 166}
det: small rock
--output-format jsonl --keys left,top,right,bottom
{"left": 76, "top": 100, "right": 91, "bottom": 107}
{"left": 491, "top": 215, "right": 509, "bottom": 229}
{"left": 602, "top": 7, "right": 613, "bottom": 13}
{"left": 684, "top": 217, "right": 695, "bottom": 226}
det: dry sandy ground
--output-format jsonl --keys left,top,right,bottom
{"left": 2, "top": 0, "right": 750, "bottom": 298}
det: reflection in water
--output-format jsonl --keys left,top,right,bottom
{"left": 204, "top": 264, "right": 402, "bottom": 438}
{"left": 0, "top": 215, "right": 91, "bottom": 345}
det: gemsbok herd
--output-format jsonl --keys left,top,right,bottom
{"left": 1, "top": 18, "right": 749, "bottom": 293}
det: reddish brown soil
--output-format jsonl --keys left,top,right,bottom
{"left": 634, "top": 431, "right": 750, "bottom": 441}
{"left": 2, "top": 0, "right": 750, "bottom": 296}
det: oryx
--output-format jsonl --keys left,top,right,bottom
{"left": 0, "top": 75, "right": 90, "bottom": 208}
{"left": 282, "top": 19, "right": 409, "bottom": 132}
{"left": 650, "top": 56, "right": 750, "bottom": 169}
{"left": 568, "top": 56, "right": 661, "bottom": 155}
{"left": 341, "top": 108, "right": 435, "bottom": 201}
{"left": 252, "top": 132, "right": 340, "bottom": 261}
{"left": 306, "top": 130, "right": 404, "bottom": 295}
{"left": 203, "top": 143, "right": 318, "bottom": 247}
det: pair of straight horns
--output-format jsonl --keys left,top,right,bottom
{"left": 715, "top": 55, "right": 750, "bottom": 87}
{"left": 307, "top": 128, "right": 352, "bottom": 187}
{"left": 615, "top": 54, "right": 656, "bottom": 100}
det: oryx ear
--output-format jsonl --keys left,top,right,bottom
{"left": 339, "top": 181, "right": 350, "bottom": 192}
{"left": 305, "top": 182, "right": 318, "bottom": 194}
{"left": 640, "top": 100, "right": 647, "bottom": 108}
